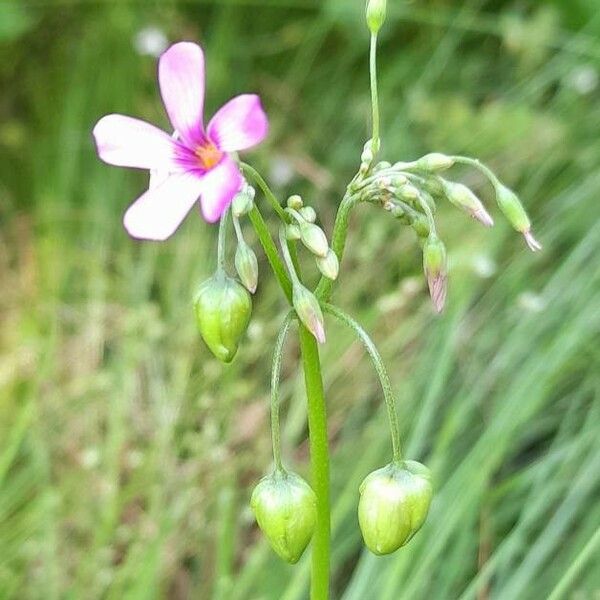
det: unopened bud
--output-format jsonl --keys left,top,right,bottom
{"left": 373, "top": 161, "right": 392, "bottom": 173}
{"left": 396, "top": 183, "right": 420, "bottom": 201}
{"left": 235, "top": 242, "right": 259, "bottom": 294}
{"left": 300, "top": 223, "right": 329, "bottom": 258}
{"left": 358, "top": 461, "right": 432, "bottom": 555}
{"left": 316, "top": 249, "right": 339, "bottom": 281}
{"left": 293, "top": 283, "right": 326, "bottom": 343}
{"left": 194, "top": 270, "right": 252, "bottom": 363}
{"left": 366, "top": 0, "right": 387, "bottom": 34}
{"left": 495, "top": 184, "right": 541, "bottom": 252}
{"left": 286, "top": 223, "right": 301, "bottom": 241}
{"left": 411, "top": 215, "right": 431, "bottom": 238}
{"left": 442, "top": 180, "right": 494, "bottom": 227}
{"left": 299, "top": 206, "right": 317, "bottom": 223}
{"left": 232, "top": 185, "right": 255, "bottom": 218}
{"left": 416, "top": 153, "right": 455, "bottom": 172}
{"left": 287, "top": 194, "right": 304, "bottom": 210}
{"left": 423, "top": 234, "right": 448, "bottom": 313}
{"left": 251, "top": 470, "right": 317, "bottom": 564}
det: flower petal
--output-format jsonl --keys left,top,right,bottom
{"left": 123, "top": 172, "right": 204, "bottom": 240}
{"left": 198, "top": 157, "right": 243, "bottom": 222}
{"left": 207, "top": 94, "right": 269, "bottom": 152}
{"left": 158, "top": 42, "right": 205, "bottom": 147}
{"left": 93, "top": 114, "right": 178, "bottom": 170}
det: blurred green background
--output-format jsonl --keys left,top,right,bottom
{"left": 1, "top": 1, "right": 600, "bottom": 598}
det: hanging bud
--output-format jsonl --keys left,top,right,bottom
{"left": 410, "top": 214, "right": 431, "bottom": 238}
{"left": 299, "top": 223, "right": 329, "bottom": 258}
{"left": 316, "top": 249, "right": 340, "bottom": 281}
{"left": 193, "top": 270, "right": 252, "bottom": 363}
{"left": 415, "top": 153, "right": 455, "bottom": 173}
{"left": 442, "top": 180, "right": 494, "bottom": 228}
{"left": 423, "top": 234, "right": 448, "bottom": 313}
{"left": 232, "top": 185, "right": 256, "bottom": 218}
{"left": 396, "top": 183, "right": 420, "bottom": 202}
{"left": 366, "top": 0, "right": 387, "bottom": 34}
{"left": 287, "top": 195, "right": 304, "bottom": 210}
{"left": 299, "top": 206, "right": 317, "bottom": 224}
{"left": 293, "top": 283, "right": 326, "bottom": 343}
{"left": 495, "top": 184, "right": 542, "bottom": 252}
{"left": 251, "top": 470, "right": 317, "bottom": 564}
{"left": 235, "top": 241, "right": 259, "bottom": 294}
{"left": 358, "top": 461, "right": 433, "bottom": 555}
{"left": 286, "top": 223, "right": 301, "bottom": 241}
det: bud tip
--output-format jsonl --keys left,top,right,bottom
{"left": 428, "top": 274, "right": 447, "bottom": 313}
{"left": 523, "top": 230, "right": 542, "bottom": 252}
{"left": 474, "top": 208, "right": 495, "bottom": 228}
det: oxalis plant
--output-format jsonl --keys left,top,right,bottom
{"left": 92, "top": 1, "right": 541, "bottom": 598}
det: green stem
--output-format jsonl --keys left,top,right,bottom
{"left": 298, "top": 325, "right": 330, "bottom": 600}
{"left": 240, "top": 162, "right": 288, "bottom": 221}
{"left": 217, "top": 207, "right": 230, "bottom": 270}
{"left": 451, "top": 156, "right": 502, "bottom": 190}
{"left": 322, "top": 303, "right": 402, "bottom": 463}
{"left": 270, "top": 312, "right": 295, "bottom": 471}
{"left": 369, "top": 32, "right": 380, "bottom": 153}
{"left": 247, "top": 206, "right": 293, "bottom": 302}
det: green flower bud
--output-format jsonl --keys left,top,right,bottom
{"left": 416, "top": 153, "right": 455, "bottom": 172}
{"left": 396, "top": 183, "right": 420, "bottom": 202}
{"left": 299, "top": 206, "right": 317, "bottom": 224}
{"left": 235, "top": 241, "right": 259, "bottom": 294}
{"left": 316, "top": 249, "right": 339, "bottom": 281}
{"left": 358, "top": 461, "right": 432, "bottom": 555}
{"left": 251, "top": 470, "right": 317, "bottom": 564}
{"left": 496, "top": 184, "right": 542, "bottom": 251}
{"left": 423, "top": 234, "right": 448, "bottom": 313}
{"left": 287, "top": 194, "right": 304, "bottom": 210}
{"left": 411, "top": 214, "right": 431, "bottom": 238}
{"left": 366, "top": 0, "right": 387, "bottom": 34}
{"left": 232, "top": 185, "right": 255, "bottom": 218}
{"left": 300, "top": 223, "right": 329, "bottom": 258}
{"left": 373, "top": 161, "right": 392, "bottom": 173}
{"left": 193, "top": 270, "right": 252, "bottom": 363}
{"left": 286, "top": 223, "right": 301, "bottom": 241}
{"left": 442, "top": 180, "right": 494, "bottom": 228}
{"left": 293, "top": 283, "right": 326, "bottom": 343}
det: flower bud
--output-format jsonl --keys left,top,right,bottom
{"left": 287, "top": 194, "right": 304, "bottom": 210}
{"left": 286, "top": 223, "right": 301, "bottom": 241}
{"left": 316, "top": 249, "right": 339, "bottom": 281}
{"left": 411, "top": 215, "right": 431, "bottom": 238}
{"left": 495, "top": 184, "right": 541, "bottom": 251}
{"left": 300, "top": 223, "right": 329, "bottom": 258}
{"left": 396, "top": 183, "right": 420, "bottom": 201}
{"left": 423, "top": 234, "right": 448, "bottom": 313}
{"left": 366, "top": 0, "right": 387, "bottom": 34}
{"left": 235, "top": 241, "right": 259, "bottom": 294}
{"left": 373, "top": 161, "right": 392, "bottom": 173}
{"left": 232, "top": 185, "right": 255, "bottom": 218}
{"left": 193, "top": 270, "right": 252, "bottom": 363}
{"left": 442, "top": 180, "right": 494, "bottom": 228}
{"left": 251, "top": 470, "right": 317, "bottom": 564}
{"left": 416, "top": 153, "right": 455, "bottom": 172}
{"left": 299, "top": 206, "right": 317, "bottom": 224}
{"left": 293, "top": 283, "right": 326, "bottom": 343}
{"left": 358, "top": 461, "right": 432, "bottom": 555}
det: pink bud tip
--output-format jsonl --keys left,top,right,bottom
{"left": 428, "top": 274, "right": 447, "bottom": 314}
{"left": 474, "top": 208, "right": 494, "bottom": 228}
{"left": 312, "top": 320, "right": 326, "bottom": 344}
{"left": 523, "top": 230, "right": 542, "bottom": 252}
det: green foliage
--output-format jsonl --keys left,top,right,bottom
{"left": 1, "top": 1, "right": 599, "bottom": 598}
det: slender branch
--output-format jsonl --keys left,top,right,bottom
{"left": 240, "top": 162, "right": 288, "bottom": 221}
{"left": 370, "top": 32, "right": 380, "bottom": 153}
{"left": 451, "top": 156, "right": 501, "bottom": 190}
{"left": 322, "top": 303, "right": 402, "bottom": 463}
{"left": 217, "top": 207, "right": 230, "bottom": 270}
{"left": 278, "top": 227, "right": 302, "bottom": 286}
{"left": 270, "top": 311, "right": 295, "bottom": 471}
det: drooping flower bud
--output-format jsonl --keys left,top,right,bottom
{"left": 293, "top": 283, "right": 326, "bottom": 343}
{"left": 495, "top": 184, "right": 542, "bottom": 251}
{"left": 366, "top": 0, "right": 387, "bottom": 34}
{"left": 415, "top": 153, "right": 455, "bottom": 173}
{"left": 232, "top": 184, "right": 256, "bottom": 218}
{"left": 423, "top": 234, "right": 448, "bottom": 313}
{"left": 358, "top": 461, "right": 432, "bottom": 555}
{"left": 442, "top": 180, "right": 494, "bottom": 227}
{"left": 299, "top": 206, "right": 317, "bottom": 224}
{"left": 251, "top": 470, "right": 317, "bottom": 564}
{"left": 316, "top": 249, "right": 340, "bottom": 281}
{"left": 193, "top": 270, "right": 252, "bottom": 363}
{"left": 235, "top": 241, "right": 259, "bottom": 294}
{"left": 299, "top": 223, "right": 329, "bottom": 258}
{"left": 287, "top": 194, "right": 304, "bottom": 210}
{"left": 286, "top": 223, "right": 301, "bottom": 241}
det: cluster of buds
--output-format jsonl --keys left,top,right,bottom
{"left": 351, "top": 151, "right": 541, "bottom": 312}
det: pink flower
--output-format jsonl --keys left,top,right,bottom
{"left": 92, "top": 42, "right": 268, "bottom": 240}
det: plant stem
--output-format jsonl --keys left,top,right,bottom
{"left": 370, "top": 32, "right": 380, "bottom": 153}
{"left": 240, "top": 162, "right": 288, "bottom": 221}
{"left": 217, "top": 207, "right": 230, "bottom": 270}
{"left": 298, "top": 325, "right": 330, "bottom": 600}
{"left": 322, "top": 303, "right": 402, "bottom": 463}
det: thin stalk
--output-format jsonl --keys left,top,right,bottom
{"left": 322, "top": 303, "right": 402, "bottom": 463}
{"left": 278, "top": 227, "right": 302, "bottom": 286}
{"left": 451, "top": 156, "right": 501, "bottom": 190}
{"left": 298, "top": 325, "right": 330, "bottom": 600}
{"left": 270, "top": 312, "right": 295, "bottom": 471}
{"left": 240, "top": 162, "right": 288, "bottom": 221}
{"left": 217, "top": 207, "right": 230, "bottom": 270}
{"left": 369, "top": 32, "right": 380, "bottom": 153}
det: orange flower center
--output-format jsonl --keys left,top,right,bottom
{"left": 194, "top": 142, "right": 223, "bottom": 170}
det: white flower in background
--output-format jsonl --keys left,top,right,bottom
{"left": 133, "top": 26, "right": 168, "bottom": 57}
{"left": 518, "top": 291, "right": 547, "bottom": 313}
{"left": 566, "top": 65, "right": 598, "bottom": 96}
{"left": 269, "top": 155, "right": 295, "bottom": 187}
{"left": 472, "top": 254, "right": 497, "bottom": 279}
